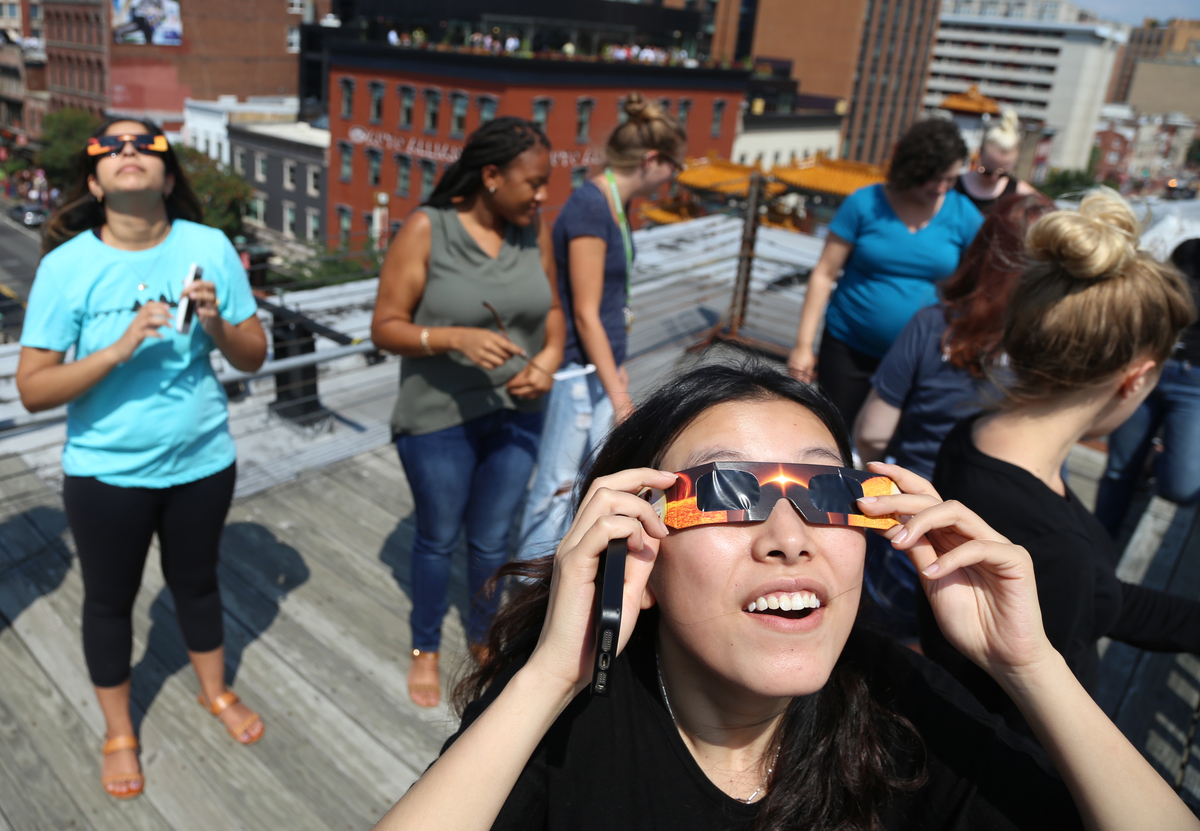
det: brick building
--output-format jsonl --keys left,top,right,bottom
{"left": 43, "top": 0, "right": 331, "bottom": 129}
{"left": 707, "top": 0, "right": 941, "bottom": 166}
{"left": 1108, "top": 18, "right": 1200, "bottom": 104}
{"left": 324, "top": 42, "right": 747, "bottom": 248}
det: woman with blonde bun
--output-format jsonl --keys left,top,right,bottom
{"left": 518, "top": 92, "right": 686, "bottom": 561}
{"left": 955, "top": 108, "right": 1038, "bottom": 215}
{"left": 919, "top": 189, "right": 1200, "bottom": 737}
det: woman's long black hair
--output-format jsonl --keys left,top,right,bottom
{"left": 455, "top": 353, "right": 926, "bottom": 831}
{"left": 424, "top": 116, "right": 549, "bottom": 208}
{"left": 42, "top": 117, "right": 204, "bottom": 255}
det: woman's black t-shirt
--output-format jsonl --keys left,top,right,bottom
{"left": 923, "top": 415, "right": 1200, "bottom": 735}
{"left": 441, "top": 627, "right": 1082, "bottom": 830}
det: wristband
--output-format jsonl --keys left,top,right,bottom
{"left": 420, "top": 327, "right": 434, "bottom": 356}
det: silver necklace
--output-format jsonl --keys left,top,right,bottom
{"left": 655, "top": 652, "right": 776, "bottom": 804}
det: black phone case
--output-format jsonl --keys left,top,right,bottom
{"left": 590, "top": 538, "right": 627, "bottom": 696}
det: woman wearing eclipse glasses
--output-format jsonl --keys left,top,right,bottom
{"left": 371, "top": 358, "right": 1199, "bottom": 831}
{"left": 17, "top": 119, "right": 267, "bottom": 799}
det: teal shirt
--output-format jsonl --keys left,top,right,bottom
{"left": 824, "top": 185, "right": 983, "bottom": 358}
{"left": 22, "top": 220, "right": 258, "bottom": 487}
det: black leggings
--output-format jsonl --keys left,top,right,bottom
{"left": 63, "top": 463, "right": 237, "bottom": 688}
{"left": 816, "top": 329, "right": 882, "bottom": 436}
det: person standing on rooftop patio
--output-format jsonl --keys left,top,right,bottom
{"left": 16, "top": 118, "right": 268, "bottom": 801}
{"left": 371, "top": 116, "right": 564, "bottom": 709}
{"left": 788, "top": 119, "right": 983, "bottom": 433}
{"left": 518, "top": 92, "right": 687, "bottom": 564}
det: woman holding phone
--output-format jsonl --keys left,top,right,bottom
{"left": 370, "top": 359, "right": 1199, "bottom": 830}
{"left": 17, "top": 119, "right": 267, "bottom": 800}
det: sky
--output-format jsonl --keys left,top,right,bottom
{"left": 1083, "top": 0, "right": 1200, "bottom": 25}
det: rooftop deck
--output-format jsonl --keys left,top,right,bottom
{"left": 0, "top": 216, "right": 1196, "bottom": 827}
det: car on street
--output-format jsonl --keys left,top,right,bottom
{"left": 6, "top": 203, "right": 46, "bottom": 227}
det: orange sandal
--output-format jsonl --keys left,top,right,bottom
{"left": 101, "top": 735, "right": 144, "bottom": 800}
{"left": 198, "top": 691, "right": 264, "bottom": 745}
{"left": 408, "top": 648, "right": 440, "bottom": 708}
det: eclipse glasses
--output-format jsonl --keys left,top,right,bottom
{"left": 645, "top": 462, "right": 900, "bottom": 530}
{"left": 86, "top": 134, "right": 169, "bottom": 158}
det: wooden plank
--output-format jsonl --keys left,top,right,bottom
{"left": 0, "top": 622, "right": 172, "bottom": 831}
{"left": 0, "top": 686, "right": 97, "bottom": 831}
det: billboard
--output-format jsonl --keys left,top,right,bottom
{"left": 112, "top": 0, "right": 183, "bottom": 46}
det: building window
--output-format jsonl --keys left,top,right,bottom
{"left": 532, "top": 98, "right": 551, "bottom": 130}
{"left": 254, "top": 153, "right": 267, "bottom": 182}
{"left": 338, "top": 141, "right": 353, "bottom": 181}
{"left": 419, "top": 160, "right": 437, "bottom": 200}
{"left": 366, "top": 148, "right": 382, "bottom": 186}
{"left": 286, "top": 26, "right": 300, "bottom": 52}
{"left": 339, "top": 78, "right": 355, "bottom": 119}
{"left": 369, "top": 81, "right": 385, "bottom": 124}
{"left": 246, "top": 194, "right": 266, "bottom": 225}
{"left": 395, "top": 154, "right": 412, "bottom": 196}
{"left": 659, "top": 98, "right": 672, "bottom": 113}
{"left": 398, "top": 86, "right": 415, "bottom": 129}
{"left": 571, "top": 166, "right": 588, "bottom": 190}
{"left": 618, "top": 97, "right": 628, "bottom": 124}
{"left": 711, "top": 100, "right": 726, "bottom": 138}
{"left": 450, "top": 92, "right": 468, "bottom": 137}
{"left": 478, "top": 96, "right": 498, "bottom": 124}
{"left": 234, "top": 147, "right": 245, "bottom": 174}
{"left": 337, "top": 206, "right": 352, "bottom": 248}
{"left": 678, "top": 100, "right": 691, "bottom": 129}
{"left": 576, "top": 99, "right": 593, "bottom": 143}
{"left": 283, "top": 202, "right": 296, "bottom": 238}
{"left": 283, "top": 159, "right": 296, "bottom": 190}
{"left": 306, "top": 165, "right": 320, "bottom": 196}
{"left": 287, "top": 0, "right": 303, "bottom": 12}
{"left": 424, "top": 90, "right": 441, "bottom": 133}
{"left": 306, "top": 208, "right": 320, "bottom": 242}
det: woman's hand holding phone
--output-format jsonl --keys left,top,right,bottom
{"left": 524, "top": 468, "right": 676, "bottom": 701}
{"left": 108, "top": 301, "right": 172, "bottom": 364}
{"left": 855, "top": 462, "right": 1055, "bottom": 681}
{"left": 181, "top": 279, "right": 224, "bottom": 337}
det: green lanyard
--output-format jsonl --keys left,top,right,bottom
{"left": 604, "top": 168, "right": 634, "bottom": 320}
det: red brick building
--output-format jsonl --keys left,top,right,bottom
{"left": 325, "top": 43, "right": 748, "bottom": 248}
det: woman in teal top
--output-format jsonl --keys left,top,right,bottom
{"left": 372, "top": 117, "right": 565, "bottom": 709}
{"left": 788, "top": 120, "right": 982, "bottom": 431}
{"left": 17, "top": 119, "right": 267, "bottom": 800}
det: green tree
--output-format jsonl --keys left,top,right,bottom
{"left": 36, "top": 108, "right": 103, "bottom": 188}
{"left": 1039, "top": 168, "right": 1097, "bottom": 200}
{"left": 1187, "top": 137, "right": 1200, "bottom": 167}
{"left": 176, "top": 145, "right": 253, "bottom": 239}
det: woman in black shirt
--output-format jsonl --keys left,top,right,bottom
{"left": 373, "top": 359, "right": 1197, "bottom": 831}
{"left": 924, "top": 189, "right": 1200, "bottom": 736}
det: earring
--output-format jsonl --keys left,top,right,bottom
{"left": 488, "top": 186, "right": 496, "bottom": 194}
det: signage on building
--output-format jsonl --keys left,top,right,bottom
{"left": 549, "top": 148, "right": 604, "bottom": 168}
{"left": 112, "top": 0, "right": 183, "bottom": 47}
{"left": 349, "top": 127, "right": 462, "bottom": 163}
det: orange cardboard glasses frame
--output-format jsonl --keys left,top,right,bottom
{"left": 86, "top": 134, "right": 170, "bottom": 157}
{"left": 644, "top": 462, "right": 900, "bottom": 531}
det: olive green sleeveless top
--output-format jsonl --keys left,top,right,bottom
{"left": 391, "top": 205, "right": 552, "bottom": 436}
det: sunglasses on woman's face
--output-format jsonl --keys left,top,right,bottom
{"left": 644, "top": 462, "right": 900, "bottom": 530}
{"left": 976, "top": 165, "right": 1007, "bottom": 177}
{"left": 86, "top": 134, "right": 169, "bottom": 157}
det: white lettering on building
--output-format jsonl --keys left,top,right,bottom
{"left": 348, "top": 126, "right": 463, "bottom": 163}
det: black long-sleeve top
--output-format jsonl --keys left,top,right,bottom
{"left": 920, "top": 415, "right": 1200, "bottom": 735}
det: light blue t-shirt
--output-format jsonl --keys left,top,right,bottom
{"left": 22, "top": 220, "right": 258, "bottom": 488}
{"left": 823, "top": 184, "right": 982, "bottom": 358}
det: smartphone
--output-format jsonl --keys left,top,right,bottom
{"left": 175, "top": 264, "right": 202, "bottom": 334}
{"left": 590, "top": 538, "right": 627, "bottom": 696}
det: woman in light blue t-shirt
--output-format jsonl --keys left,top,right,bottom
{"left": 788, "top": 120, "right": 983, "bottom": 432}
{"left": 17, "top": 119, "right": 267, "bottom": 801}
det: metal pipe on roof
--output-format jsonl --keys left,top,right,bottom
{"left": 216, "top": 341, "right": 380, "bottom": 384}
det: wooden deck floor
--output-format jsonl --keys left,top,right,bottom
{"left": 0, "top": 448, "right": 467, "bottom": 831}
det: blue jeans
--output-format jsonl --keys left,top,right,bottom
{"left": 518, "top": 364, "right": 614, "bottom": 562}
{"left": 1096, "top": 359, "right": 1200, "bottom": 537}
{"left": 395, "top": 408, "right": 543, "bottom": 652}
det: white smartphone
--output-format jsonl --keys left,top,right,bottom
{"left": 175, "top": 264, "right": 202, "bottom": 334}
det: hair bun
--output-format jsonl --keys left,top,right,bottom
{"left": 1026, "top": 188, "right": 1139, "bottom": 280}
{"left": 622, "top": 92, "right": 660, "bottom": 123}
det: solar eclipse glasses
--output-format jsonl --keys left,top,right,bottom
{"left": 645, "top": 462, "right": 900, "bottom": 530}
{"left": 86, "top": 134, "right": 169, "bottom": 157}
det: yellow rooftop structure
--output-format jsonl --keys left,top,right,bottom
{"left": 939, "top": 85, "right": 1001, "bottom": 115}
{"left": 771, "top": 154, "right": 886, "bottom": 198}
{"left": 675, "top": 155, "right": 787, "bottom": 198}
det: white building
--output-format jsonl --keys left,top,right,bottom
{"left": 924, "top": 12, "right": 1126, "bottom": 171}
{"left": 938, "top": 0, "right": 1098, "bottom": 23}
{"left": 732, "top": 112, "right": 843, "bottom": 169}
{"left": 182, "top": 96, "right": 300, "bottom": 168}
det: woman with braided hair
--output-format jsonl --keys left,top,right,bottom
{"left": 371, "top": 116, "right": 565, "bottom": 708}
